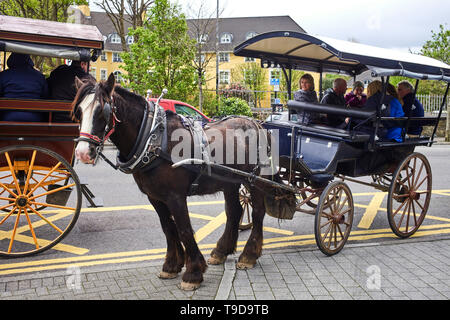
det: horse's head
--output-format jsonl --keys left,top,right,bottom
{"left": 73, "top": 73, "right": 117, "bottom": 164}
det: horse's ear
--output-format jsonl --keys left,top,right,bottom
{"left": 74, "top": 76, "right": 84, "bottom": 90}
{"left": 105, "top": 73, "right": 116, "bottom": 95}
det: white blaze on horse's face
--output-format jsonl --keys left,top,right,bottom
{"left": 75, "top": 93, "right": 96, "bottom": 164}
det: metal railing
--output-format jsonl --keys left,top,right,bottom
{"left": 416, "top": 94, "right": 449, "bottom": 113}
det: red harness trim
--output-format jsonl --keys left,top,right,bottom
{"left": 78, "top": 108, "right": 117, "bottom": 145}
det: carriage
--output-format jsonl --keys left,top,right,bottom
{"left": 0, "top": 16, "right": 104, "bottom": 257}
{"left": 232, "top": 31, "right": 450, "bottom": 255}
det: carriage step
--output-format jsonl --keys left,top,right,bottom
{"left": 80, "top": 183, "right": 104, "bottom": 208}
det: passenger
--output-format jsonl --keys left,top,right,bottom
{"left": 320, "top": 78, "right": 347, "bottom": 127}
{"left": 47, "top": 60, "right": 93, "bottom": 101}
{"left": 397, "top": 80, "right": 424, "bottom": 138}
{"left": 293, "top": 73, "right": 319, "bottom": 125}
{"left": 345, "top": 80, "right": 367, "bottom": 108}
{"left": 363, "top": 80, "right": 404, "bottom": 142}
{"left": 0, "top": 53, "right": 48, "bottom": 121}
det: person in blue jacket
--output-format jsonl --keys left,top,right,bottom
{"left": 363, "top": 81, "right": 404, "bottom": 142}
{"left": 0, "top": 53, "right": 48, "bottom": 121}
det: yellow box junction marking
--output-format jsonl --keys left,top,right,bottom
{"left": 358, "top": 193, "right": 386, "bottom": 229}
{"left": 1, "top": 189, "right": 449, "bottom": 275}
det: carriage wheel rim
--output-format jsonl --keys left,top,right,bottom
{"left": 315, "top": 182, "right": 353, "bottom": 256}
{"left": 0, "top": 146, "right": 81, "bottom": 257}
{"left": 388, "top": 153, "right": 431, "bottom": 238}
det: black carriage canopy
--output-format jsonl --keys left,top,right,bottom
{"left": 0, "top": 15, "right": 104, "bottom": 62}
{"left": 233, "top": 31, "right": 450, "bottom": 82}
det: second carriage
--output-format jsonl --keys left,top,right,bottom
{"left": 231, "top": 31, "right": 450, "bottom": 255}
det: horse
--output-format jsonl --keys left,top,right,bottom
{"left": 72, "top": 73, "right": 282, "bottom": 290}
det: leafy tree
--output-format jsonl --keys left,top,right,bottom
{"left": 421, "top": 24, "right": 449, "bottom": 65}
{"left": 231, "top": 62, "right": 267, "bottom": 108}
{"left": 121, "top": 0, "right": 196, "bottom": 100}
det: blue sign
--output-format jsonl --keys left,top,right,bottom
{"left": 270, "top": 78, "right": 280, "bottom": 86}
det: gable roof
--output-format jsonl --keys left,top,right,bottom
{"left": 187, "top": 15, "right": 305, "bottom": 52}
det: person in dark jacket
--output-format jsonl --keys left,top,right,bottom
{"left": 0, "top": 53, "right": 48, "bottom": 121}
{"left": 397, "top": 80, "right": 424, "bottom": 137}
{"left": 293, "top": 73, "right": 319, "bottom": 125}
{"left": 320, "top": 78, "right": 347, "bottom": 127}
{"left": 47, "top": 60, "right": 92, "bottom": 101}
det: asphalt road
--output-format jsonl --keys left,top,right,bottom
{"left": 0, "top": 144, "right": 449, "bottom": 276}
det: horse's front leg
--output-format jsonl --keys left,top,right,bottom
{"left": 238, "top": 187, "right": 265, "bottom": 269}
{"left": 166, "top": 194, "right": 207, "bottom": 290}
{"left": 149, "top": 198, "right": 185, "bottom": 279}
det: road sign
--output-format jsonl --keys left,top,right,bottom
{"left": 270, "top": 78, "right": 280, "bottom": 86}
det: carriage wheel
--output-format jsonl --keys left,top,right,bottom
{"left": 298, "top": 180, "right": 319, "bottom": 209}
{"left": 238, "top": 185, "right": 253, "bottom": 230}
{"left": 314, "top": 181, "right": 354, "bottom": 256}
{"left": 0, "top": 146, "right": 82, "bottom": 257}
{"left": 387, "top": 152, "right": 431, "bottom": 238}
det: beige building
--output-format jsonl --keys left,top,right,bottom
{"left": 71, "top": 6, "right": 315, "bottom": 108}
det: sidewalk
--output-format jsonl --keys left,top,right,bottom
{"left": 1, "top": 237, "right": 449, "bottom": 300}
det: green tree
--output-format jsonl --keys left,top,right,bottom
{"left": 231, "top": 62, "right": 267, "bottom": 108}
{"left": 419, "top": 24, "right": 450, "bottom": 141}
{"left": 421, "top": 24, "right": 449, "bottom": 64}
{"left": 121, "top": 0, "right": 196, "bottom": 100}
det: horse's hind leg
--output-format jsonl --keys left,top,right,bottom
{"left": 237, "top": 187, "right": 265, "bottom": 270}
{"left": 149, "top": 198, "right": 185, "bottom": 279}
{"left": 209, "top": 184, "right": 242, "bottom": 265}
{"left": 166, "top": 194, "right": 207, "bottom": 290}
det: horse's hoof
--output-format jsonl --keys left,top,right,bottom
{"left": 236, "top": 261, "right": 255, "bottom": 270}
{"left": 158, "top": 271, "right": 178, "bottom": 279}
{"left": 180, "top": 281, "right": 201, "bottom": 291}
{"left": 207, "top": 255, "right": 226, "bottom": 265}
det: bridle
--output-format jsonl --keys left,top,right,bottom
{"left": 75, "top": 87, "right": 121, "bottom": 162}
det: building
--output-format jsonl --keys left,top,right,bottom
{"left": 71, "top": 5, "right": 310, "bottom": 108}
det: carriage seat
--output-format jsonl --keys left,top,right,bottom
{"left": 0, "top": 98, "right": 74, "bottom": 123}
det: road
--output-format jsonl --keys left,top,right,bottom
{"left": 0, "top": 145, "right": 449, "bottom": 277}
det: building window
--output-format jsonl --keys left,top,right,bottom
{"left": 245, "top": 31, "right": 257, "bottom": 40}
{"left": 220, "top": 33, "right": 232, "bottom": 44}
{"left": 113, "top": 70, "right": 123, "bottom": 83}
{"left": 219, "top": 70, "right": 230, "bottom": 84}
{"left": 110, "top": 33, "right": 121, "bottom": 44}
{"left": 100, "top": 69, "right": 107, "bottom": 81}
{"left": 100, "top": 52, "right": 107, "bottom": 62}
{"left": 89, "top": 67, "right": 96, "bottom": 79}
{"left": 112, "top": 52, "right": 122, "bottom": 63}
{"left": 126, "top": 35, "right": 134, "bottom": 45}
{"left": 245, "top": 57, "right": 255, "bottom": 62}
{"left": 197, "top": 34, "right": 208, "bottom": 44}
{"left": 219, "top": 52, "right": 229, "bottom": 63}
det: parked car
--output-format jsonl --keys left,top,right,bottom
{"left": 148, "top": 98, "right": 212, "bottom": 123}
{"left": 265, "top": 111, "right": 298, "bottom": 122}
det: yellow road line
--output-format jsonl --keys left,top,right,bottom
{"left": 263, "top": 226, "right": 294, "bottom": 235}
{"left": 2, "top": 227, "right": 450, "bottom": 276}
{"left": 358, "top": 193, "right": 386, "bottom": 229}
{"left": 194, "top": 211, "right": 226, "bottom": 242}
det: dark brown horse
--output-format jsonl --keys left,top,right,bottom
{"left": 72, "top": 74, "right": 279, "bottom": 290}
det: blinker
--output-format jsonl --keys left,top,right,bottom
{"left": 103, "top": 102, "right": 112, "bottom": 123}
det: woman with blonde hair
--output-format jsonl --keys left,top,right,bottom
{"left": 363, "top": 80, "right": 404, "bottom": 142}
{"left": 293, "top": 73, "right": 319, "bottom": 124}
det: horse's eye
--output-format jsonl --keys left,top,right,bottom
{"left": 73, "top": 107, "right": 82, "bottom": 121}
